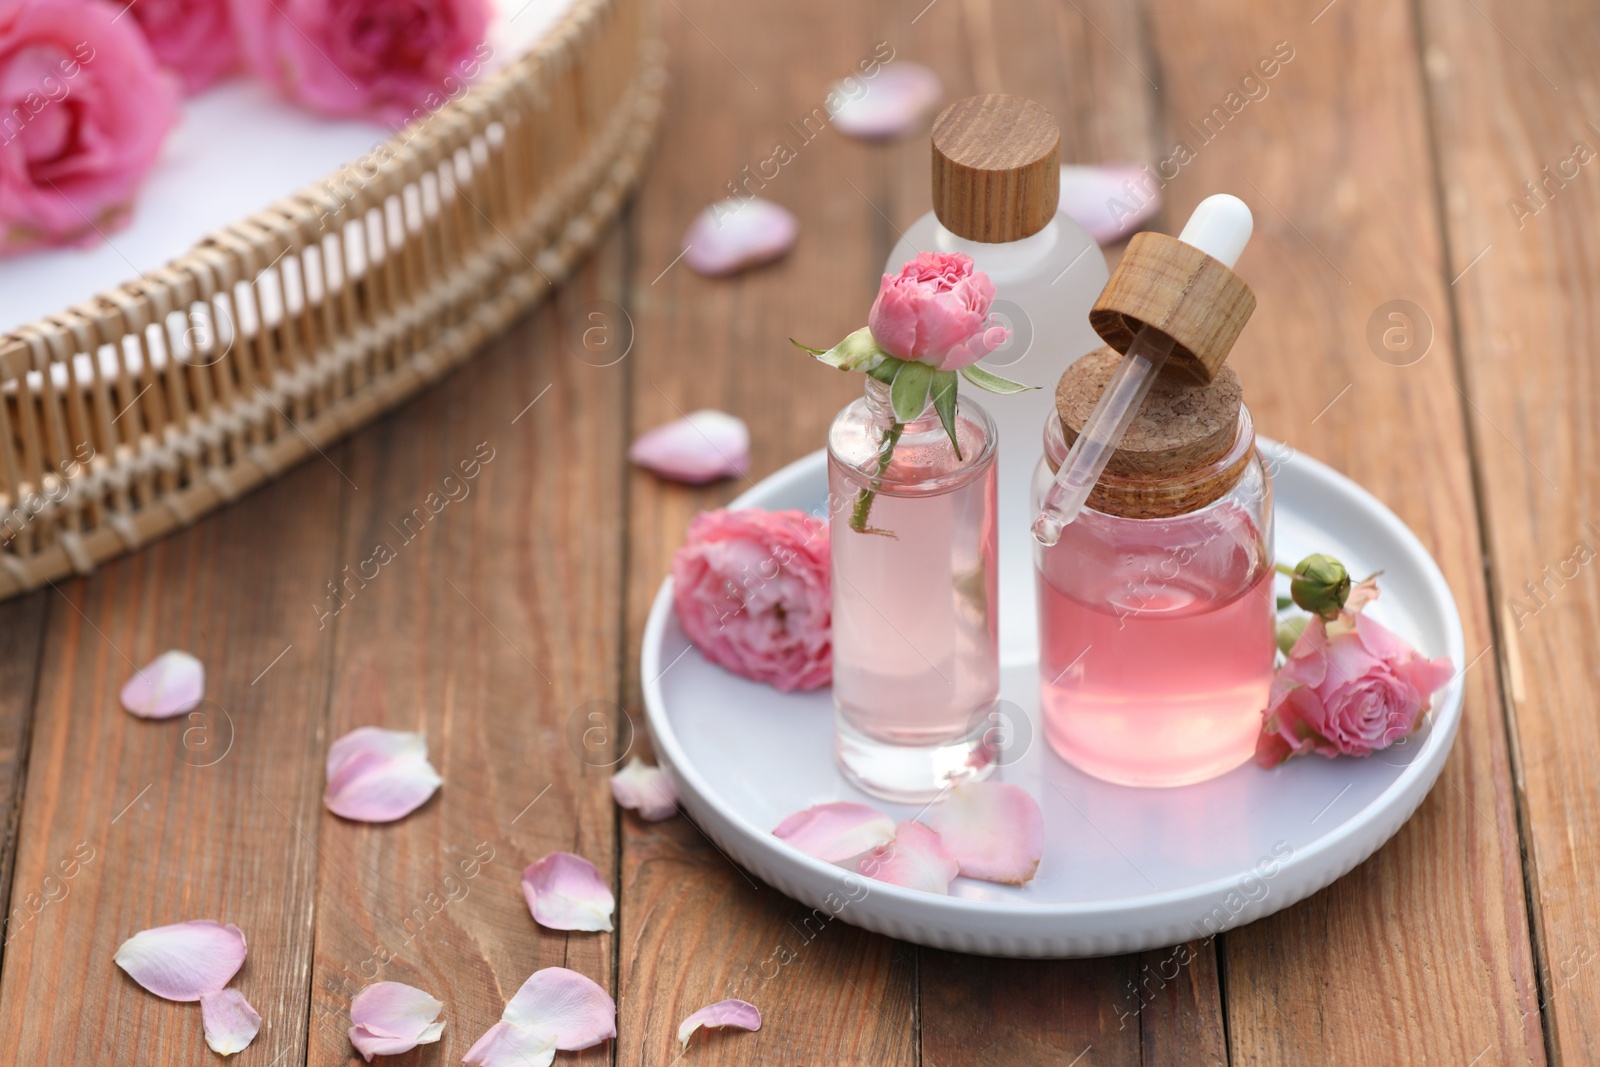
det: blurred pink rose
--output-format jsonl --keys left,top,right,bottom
{"left": 128, "top": 0, "right": 239, "bottom": 94}
{"left": 1256, "top": 610, "right": 1454, "bottom": 769}
{"left": 0, "top": 0, "right": 180, "bottom": 255}
{"left": 230, "top": 0, "right": 492, "bottom": 126}
{"left": 866, "top": 251, "right": 1010, "bottom": 372}
{"left": 672, "top": 508, "right": 830, "bottom": 692}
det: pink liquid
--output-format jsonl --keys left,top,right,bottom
{"left": 830, "top": 461, "right": 998, "bottom": 743}
{"left": 1036, "top": 503, "right": 1274, "bottom": 787}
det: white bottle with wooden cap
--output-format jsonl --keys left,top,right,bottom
{"left": 886, "top": 95, "right": 1109, "bottom": 664}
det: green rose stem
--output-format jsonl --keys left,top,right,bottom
{"left": 851, "top": 420, "right": 904, "bottom": 534}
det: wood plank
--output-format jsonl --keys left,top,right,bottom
{"left": 303, "top": 239, "right": 628, "bottom": 1065}
{"left": 1139, "top": 0, "right": 1543, "bottom": 1062}
{"left": 1417, "top": 0, "right": 1600, "bottom": 1058}
{"left": 0, "top": 462, "right": 342, "bottom": 1064}
{"left": 0, "top": 592, "right": 47, "bottom": 973}
{"left": 615, "top": 0, "right": 920, "bottom": 1061}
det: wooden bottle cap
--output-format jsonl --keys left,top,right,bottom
{"left": 1089, "top": 231, "right": 1256, "bottom": 385}
{"left": 932, "top": 95, "right": 1059, "bottom": 243}
{"left": 1053, "top": 347, "right": 1251, "bottom": 518}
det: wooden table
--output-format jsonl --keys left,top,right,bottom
{"left": 0, "top": 0, "right": 1589, "bottom": 1061}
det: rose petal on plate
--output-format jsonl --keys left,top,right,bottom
{"left": 922, "top": 782, "right": 1044, "bottom": 885}
{"left": 200, "top": 989, "right": 262, "bottom": 1056}
{"left": 119, "top": 650, "right": 205, "bottom": 719}
{"left": 773, "top": 802, "right": 894, "bottom": 863}
{"left": 628, "top": 410, "right": 750, "bottom": 485}
{"left": 682, "top": 198, "right": 797, "bottom": 276}
{"left": 521, "top": 852, "right": 615, "bottom": 932}
{"left": 677, "top": 999, "right": 762, "bottom": 1050}
{"left": 858, "top": 820, "right": 959, "bottom": 894}
{"left": 323, "top": 728, "right": 442, "bottom": 823}
{"left": 609, "top": 758, "right": 679, "bottom": 822}
{"left": 831, "top": 62, "right": 943, "bottom": 139}
{"left": 348, "top": 981, "right": 446, "bottom": 1061}
{"left": 501, "top": 967, "right": 617, "bottom": 1049}
{"left": 1059, "top": 164, "right": 1161, "bottom": 245}
{"left": 113, "top": 920, "right": 248, "bottom": 1002}
{"left": 462, "top": 1021, "right": 558, "bottom": 1067}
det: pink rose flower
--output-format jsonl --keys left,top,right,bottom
{"left": 127, "top": 0, "right": 240, "bottom": 94}
{"left": 866, "top": 251, "right": 1010, "bottom": 372}
{"left": 0, "top": 0, "right": 180, "bottom": 255}
{"left": 672, "top": 508, "right": 830, "bottom": 692}
{"left": 1256, "top": 610, "right": 1455, "bottom": 768}
{"left": 230, "top": 0, "right": 492, "bottom": 126}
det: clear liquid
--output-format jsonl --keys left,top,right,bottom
{"left": 1036, "top": 501, "right": 1274, "bottom": 787}
{"left": 829, "top": 402, "right": 999, "bottom": 801}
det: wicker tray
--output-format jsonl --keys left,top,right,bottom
{"left": 0, "top": 0, "right": 664, "bottom": 600}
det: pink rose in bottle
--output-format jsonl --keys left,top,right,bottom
{"left": 229, "top": 0, "right": 492, "bottom": 126}
{"left": 0, "top": 0, "right": 180, "bottom": 255}
{"left": 127, "top": 0, "right": 240, "bottom": 94}
{"left": 1255, "top": 610, "right": 1454, "bottom": 768}
{"left": 866, "top": 251, "right": 1010, "bottom": 372}
{"left": 671, "top": 508, "right": 830, "bottom": 692}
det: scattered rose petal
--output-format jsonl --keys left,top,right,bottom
{"left": 677, "top": 999, "right": 762, "bottom": 1050}
{"left": 683, "top": 198, "right": 797, "bottom": 276}
{"left": 120, "top": 650, "right": 205, "bottom": 719}
{"left": 858, "top": 820, "right": 959, "bottom": 894}
{"left": 831, "top": 62, "right": 943, "bottom": 139}
{"left": 1059, "top": 164, "right": 1161, "bottom": 245}
{"left": 922, "top": 783, "right": 1044, "bottom": 885}
{"left": 773, "top": 802, "right": 894, "bottom": 863}
{"left": 521, "top": 852, "right": 615, "bottom": 932}
{"left": 323, "top": 727, "right": 443, "bottom": 823}
{"left": 349, "top": 981, "right": 446, "bottom": 1061}
{"left": 200, "top": 989, "right": 262, "bottom": 1056}
{"left": 463, "top": 967, "right": 616, "bottom": 1067}
{"left": 113, "top": 920, "right": 247, "bottom": 1002}
{"left": 629, "top": 410, "right": 750, "bottom": 485}
{"left": 609, "top": 758, "right": 679, "bottom": 822}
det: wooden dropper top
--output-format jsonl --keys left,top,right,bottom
{"left": 932, "top": 95, "right": 1060, "bottom": 243}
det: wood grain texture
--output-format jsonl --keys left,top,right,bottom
{"left": 1140, "top": 0, "right": 1543, "bottom": 1061}
{"left": 303, "top": 239, "right": 629, "bottom": 1065}
{"left": 0, "top": 592, "right": 45, "bottom": 973}
{"left": 0, "top": 461, "right": 341, "bottom": 1065}
{"left": 615, "top": 0, "right": 917, "bottom": 1062}
{"left": 1418, "top": 0, "right": 1600, "bottom": 1059}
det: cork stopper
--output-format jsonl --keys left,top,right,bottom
{"left": 1089, "top": 231, "right": 1256, "bottom": 385}
{"left": 1052, "top": 347, "right": 1251, "bottom": 518}
{"left": 932, "top": 95, "right": 1059, "bottom": 243}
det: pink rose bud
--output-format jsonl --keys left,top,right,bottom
{"left": 866, "top": 252, "right": 1011, "bottom": 372}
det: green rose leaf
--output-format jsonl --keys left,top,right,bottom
{"left": 959, "top": 364, "right": 1035, "bottom": 395}
{"left": 930, "top": 369, "right": 961, "bottom": 460}
{"left": 890, "top": 359, "right": 934, "bottom": 423}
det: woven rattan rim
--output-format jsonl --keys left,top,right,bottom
{"left": 0, "top": 0, "right": 665, "bottom": 600}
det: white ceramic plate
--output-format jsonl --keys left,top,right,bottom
{"left": 640, "top": 442, "right": 1466, "bottom": 957}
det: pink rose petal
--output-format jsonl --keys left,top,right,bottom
{"left": 858, "top": 820, "right": 959, "bottom": 894}
{"left": 200, "top": 989, "right": 262, "bottom": 1056}
{"left": 521, "top": 852, "right": 615, "bottom": 932}
{"left": 682, "top": 198, "right": 797, "bottom": 276}
{"left": 773, "top": 802, "right": 894, "bottom": 863}
{"left": 831, "top": 62, "right": 943, "bottom": 139}
{"left": 464, "top": 967, "right": 617, "bottom": 1065}
{"left": 1059, "top": 164, "right": 1162, "bottom": 245}
{"left": 349, "top": 981, "right": 446, "bottom": 1061}
{"left": 629, "top": 410, "right": 750, "bottom": 485}
{"left": 677, "top": 999, "right": 762, "bottom": 1050}
{"left": 120, "top": 650, "right": 205, "bottom": 719}
{"left": 922, "top": 783, "right": 1044, "bottom": 885}
{"left": 113, "top": 920, "right": 247, "bottom": 1002}
{"left": 609, "top": 758, "right": 679, "bottom": 822}
{"left": 323, "top": 727, "right": 442, "bottom": 823}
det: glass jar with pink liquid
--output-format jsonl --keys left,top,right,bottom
{"left": 828, "top": 377, "right": 999, "bottom": 802}
{"left": 1032, "top": 352, "right": 1275, "bottom": 788}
